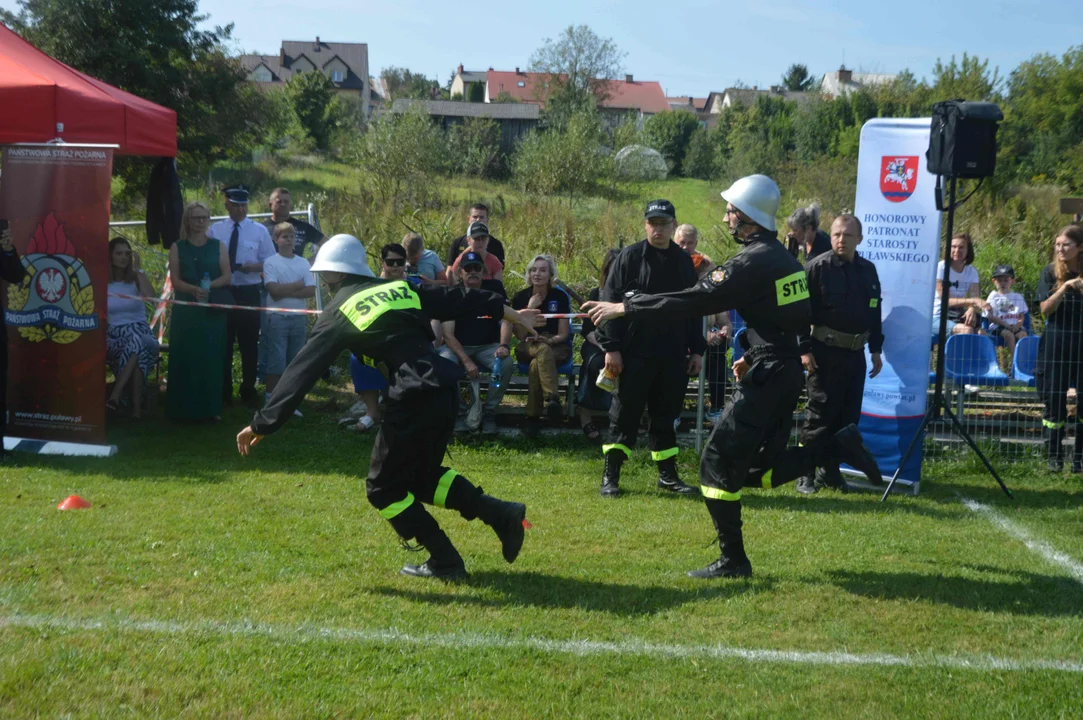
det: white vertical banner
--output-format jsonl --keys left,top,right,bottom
{"left": 854, "top": 118, "right": 942, "bottom": 486}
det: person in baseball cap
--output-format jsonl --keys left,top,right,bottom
{"left": 644, "top": 199, "right": 676, "bottom": 220}
{"left": 451, "top": 222, "right": 504, "bottom": 283}
{"left": 987, "top": 262, "right": 1029, "bottom": 356}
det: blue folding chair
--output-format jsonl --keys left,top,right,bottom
{"left": 1011, "top": 335, "right": 1040, "bottom": 386}
{"left": 942, "top": 334, "right": 1011, "bottom": 387}
{"left": 731, "top": 327, "right": 746, "bottom": 364}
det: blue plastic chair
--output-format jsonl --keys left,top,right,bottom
{"left": 1011, "top": 335, "right": 1040, "bottom": 386}
{"left": 941, "top": 334, "right": 1010, "bottom": 386}
{"left": 730, "top": 310, "right": 746, "bottom": 335}
{"left": 731, "top": 327, "right": 746, "bottom": 364}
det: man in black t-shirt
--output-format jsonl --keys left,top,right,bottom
{"left": 438, "top": 252, "right": 514, "bottom": 434}
{"left": 263, "top": 187, "right": 327, "bottom": 260}
{"left": 448, "top": 202, "right": 506, "bottom": 268}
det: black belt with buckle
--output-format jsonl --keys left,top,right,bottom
{"left": 811, "top": 325, "right": 868, "bottom": 351}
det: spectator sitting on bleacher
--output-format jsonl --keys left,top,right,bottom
{"left": 512, "top": 254, "right": 571, "bottom": 438}
{"left": 105, "top": 237, "right": 159, "bottom": 418}
{"left": 448, "top": 202, "right": 506, "bottom": 268}
{"left": 450, "top": 222, "right": 504, "bottom": 284}
{"left": 577, "top": 249, "right": 620, "bottom": 444}
{"left": 984, "top": 264, "right": 1028, "bottom": 356}
{"left": 933, "top": 233, "right": 988, "bottom": 338}
{"left": 404, "top": 232, "right": 447, "bottom": 286}
{"left": 438, "top": 252, "right": 513, "bottom": 435}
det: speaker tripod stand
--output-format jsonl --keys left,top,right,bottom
{"left": 879, "top": 175, "right": 1014, "bottom": 501}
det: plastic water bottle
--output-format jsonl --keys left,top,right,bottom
{"left": 491, "top": 357, "right": 504, "bottom": 390}
{"left": 199, "top": 272, "right": 211, "bottom": 302}
{"left": 596, "top": 367, "right": 618, "bottom": 393}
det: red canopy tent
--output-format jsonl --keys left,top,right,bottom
{"left": 0, "top": 23, "right": 176, "bottom": 156}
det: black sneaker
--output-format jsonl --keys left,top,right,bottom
{"left": 795, "top": 476, "right": 818, "bottom": 495}
{"left": 400, "top": 560, "right": 468, "bottom": 581}
{"left": 522, "top": 417, "right": 541, "bottom": 439}
{"left": 687, "top": 556, "right": 753, "bottom": 579}
{"left": 1048, "top": 459, "right": 1064, "bottom": 473}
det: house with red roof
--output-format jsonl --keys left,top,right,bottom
{"left": 477, "top": 69, "right": 669, "bottom": 119}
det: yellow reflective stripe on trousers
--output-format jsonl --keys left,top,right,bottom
{"left": 761, "top": 469, "right": 773, "bottom": 489}
{"left": 602, "top": 443, "right": 632, "bottom": 458}
{"left": 651, "top": 447, "right": 679, "bottom": 461}
{"left": 776, "top": 271, "right": 810, "bottom": 306}
{"left": 1043, "top": 419, "right": 1066, "bottom": 430}
{"left": 700, "top": 485, "right": 741, "bottom": 501}
{"left": 433, "top": 469, "right": 456, "bottom": 508}
{"left": 339, "top": 280, "right": 422, "bottom": 332}
{"left": 379, "top": 493, "right": 415, "bottom": 520}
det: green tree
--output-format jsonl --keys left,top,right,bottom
{"left": 930, "top": 53, "right": 1002, "bottom": 102}
{"left": 529, "top": 24, "right": 626, "bottom": 104}
{"left": 1000, "top": 45, "right": 1083, "bottom": 188}
{"left": 641, "top": 110, "right": 702, "bottom": 175}
{"left": 285, "top": 70, "right": 339, "bottom": 151}
{"left": 447, "top": 117, "right": 504, "bottom": 179}
{"left": 781, "top": 63, "right": 815, "bottom": 91}
{"left": 513, "top": 110, "right": 609, "bottom": 205}
{"left": 682, "top": 126, "right": 717, "bottom": 180}
{"left": 3, "top": 0, "right": 271, "bottom": 181}
{"left": 351, "top": 106, "right": 446, "bottom": 207}
{"left": 381, "top": 66, "right": 443, "bottom": 100}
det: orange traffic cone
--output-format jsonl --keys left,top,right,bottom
{"left": 57, "top": 495, "right": 91, "bottom": 510}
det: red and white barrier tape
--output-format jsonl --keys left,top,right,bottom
{"left": 109, "top": 292, "right": 587, "bottom": 319}
{"left": 108, "top": 293, "right": 321, "bottom": 315}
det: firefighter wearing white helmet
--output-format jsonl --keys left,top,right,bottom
{"left": 237, "top": 233, "right": 540, "bottom": 581}
{"left": 583, "top": 175, "right": 882, "bottom": 578}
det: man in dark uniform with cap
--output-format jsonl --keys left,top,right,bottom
{"left": 595, "top": 199, "right": 706, "bottom": 497}
{"left": 584, "top": 176, "right": 882, "bottom": 578}
{"left": 208, "top": 185, "right": 275, "bottom": 405}
{"left": 236, "top": 234, "right": 538, "bottom": 580}
{"left": 796, "top": 214, "right": 884, "bottom": 494}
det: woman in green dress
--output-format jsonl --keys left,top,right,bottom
{"left": 167, "top": 201, "right": 232, "bottom": 420}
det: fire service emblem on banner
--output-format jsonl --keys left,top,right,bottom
{"left": 5, "top": 212, "right": 98, "bottom": 343}
{"left": 880, "top": 156, "right": 919, "bottom": 203}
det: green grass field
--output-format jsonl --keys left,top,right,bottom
{"left": 2, "top": 389, "right": 1082, "bottom": 717}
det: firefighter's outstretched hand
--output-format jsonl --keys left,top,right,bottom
{"left": 581, "top": 300, "right": 625, "bottom": 325}
{"left": 236, "top": 426, "right": 263, "bottom": 457}
{"left": 732, "top": 357, "right": 750, "bottom": 382}
{"left": 869, "top": 352, "right": 883, "bottom": 379}
{"left": 504, "top": 306, "right": 539, "bottom": 338}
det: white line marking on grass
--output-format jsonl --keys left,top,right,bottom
{"left": 2, "top": 613, "right": 1082, "bottom": 674}
{"left": 960, "top": 496, "right": 1083, "bottom": 585}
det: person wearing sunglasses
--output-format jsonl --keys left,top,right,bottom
{"left": 381, "top": 243, "right": 408, "bottom": 281}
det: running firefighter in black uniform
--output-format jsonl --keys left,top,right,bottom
{"left": 236, "top": 234, "right": 538, "bottom": 581}
{"left": 584, "top": 175, "right": 882, "bottom": 578}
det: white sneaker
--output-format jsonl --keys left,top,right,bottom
{"left": 293, "top": 409, "right": 303, "bottom": 418}
{"left": 349, "top": 415, "right": 376, "bottom": 432}
{"left": 348, "top": 400, "right": 367, "bottom": 417}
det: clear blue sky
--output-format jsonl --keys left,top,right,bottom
{"left": 3, "top": 0, "right": 1080, "bottom": 95}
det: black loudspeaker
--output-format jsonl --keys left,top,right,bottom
{"left": 926, "top": 100, "right": 1003, "bottom": 178}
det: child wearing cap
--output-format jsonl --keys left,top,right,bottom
{"left": 985, "top": 264, "right": 1028, "bottom": 355}
{"left": 449, "top": 222, "right": 503, "bottom": 284}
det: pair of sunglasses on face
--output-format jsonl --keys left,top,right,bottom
{"left": 384, "top": 257, "right": 406, "bottom": 267}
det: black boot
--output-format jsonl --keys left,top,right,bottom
{"left": 815, "top": 466, "right": 849, "bottom": 493}
{"left": 389, "top": 505, "right": 467, "bottom": 581}
{"left": 1048, "top": 426, "right": 1065, "bottom": 472}
{"left": 601, "top": 451, "right": 624, "bottom": 497}
{"left": 687, "top": 499, "right": 752, "bottom": 579}
{"left": 476, "top": 494, "right": 527, "bottom": 563}
{"left": 657, "top": 457, "right": 697, "bottom": 494}
{"left": 833, "top": 424, "right": 883, "bottom": 485}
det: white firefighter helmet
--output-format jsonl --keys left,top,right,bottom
{"left": 309, "top": 234, "right": 374, "bottom": 277}
{"left": 720, "top": 175, "right": 780, "bottom": 232}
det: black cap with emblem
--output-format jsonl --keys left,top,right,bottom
{"left": 644, "top": 199, "right": 676, "bottom": 220}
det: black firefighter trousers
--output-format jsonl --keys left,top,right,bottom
{"left": 367, "top": 383, "right": 485, "bottom": 544}
{"left": 699, "top": 356, "right": 835, "bottom": 553}
{"left": 800, "top": 341, "right": 867, "bottom": 479}
{"left": 604, "top": 354, "right": 686, "bottom": 462}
